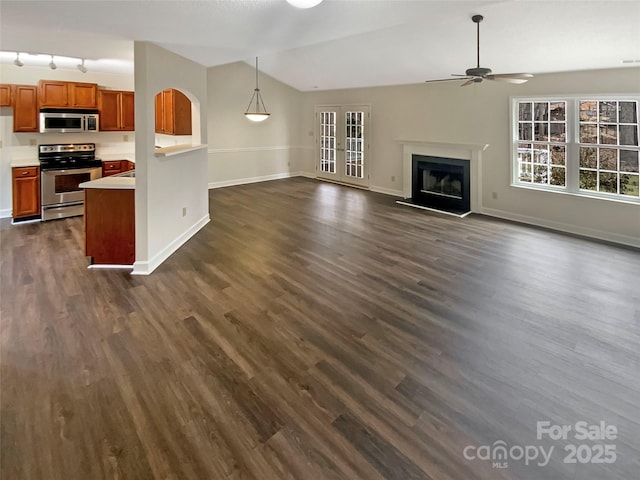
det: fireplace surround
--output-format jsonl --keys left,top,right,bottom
{"left": 397, "top": 140, "right": 489, "bottom": 216}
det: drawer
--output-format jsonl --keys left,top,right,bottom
{"left": 12, "top": 166, "right": 39, "bottom": 178}
{"left": 103, "top": 161, "right": 122, "bottom": 171}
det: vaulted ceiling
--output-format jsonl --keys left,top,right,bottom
{"left": 1, "top": 0, "right": 639, "bottom": 91}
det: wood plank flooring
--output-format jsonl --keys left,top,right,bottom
{"left": 1, "top": 177, "right": 639, "bottom": 480}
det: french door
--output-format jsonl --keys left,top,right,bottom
{"left": 315, "top": 105, "right": 370, "bottom": 188}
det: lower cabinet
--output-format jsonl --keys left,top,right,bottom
{"left": 85, "top": 188, "right": 135, "bottom": 265}
{"left": 102, "top": 160, "right": 134, "bottom": 177}
{"left": 12, "top": 166, "right": 41, "bottom": 220}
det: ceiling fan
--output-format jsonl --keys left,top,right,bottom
{"left": 426, "top": 14, "right": 533, "bottom": 87}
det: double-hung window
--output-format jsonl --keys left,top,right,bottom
{"left": 512, "top": 96, "right": 640, "bottom": 202}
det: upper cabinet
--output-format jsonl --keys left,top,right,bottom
{"left": 13, "top": 85, "right": 39, "bottom": 133}
{"left": 0, "top": 84, "right": 12, "bottom": 106}
{"left": 155, "top": 88, "right": 191, "bottom": 135}
{"left": 99, "top": 90, "right": 135, "bottom": 131}
{"left": 38, "top": 80, "right": 98, "bottom": 109}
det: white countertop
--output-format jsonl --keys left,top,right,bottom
{"left": 99, "top": 153, "right": 136, "bottom": 162}
{"left": 80, "top": 176, "right": 135, "bottom": 190}
{"left": 10, "top": 157, "right": 40, "bottom": 168}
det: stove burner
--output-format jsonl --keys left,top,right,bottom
{"left": 38, "top": 143, "right": 101, "bottom": 171}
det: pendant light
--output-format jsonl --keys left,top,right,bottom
{"left": 77, "top": 59, "right": 87, "bottom": 73}
{"left": 49, "top": 55, "right": 57, "bottom": 70}
{"left": 13, "top": 52, "right": 24, "bottom": 67}
{"left": 286, "top": 0, "right": 323, "bottom": 8}
{"left": 244, "top": 57, "right": 270, "bottom": 122}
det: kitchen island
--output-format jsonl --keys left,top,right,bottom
{"left": 79, "top": 171, "right": 135, "bottom": 267}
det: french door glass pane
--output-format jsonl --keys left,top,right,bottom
{"left": 345, "top": 110, "right": 365, "bottom": 179}
{"left": 320, "top": 111, "right": 336, "bottom": 174}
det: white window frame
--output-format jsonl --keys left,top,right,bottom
{"left": 510, "top": 94, "right": 640, "bottom": 205}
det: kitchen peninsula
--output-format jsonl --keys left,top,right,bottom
{"left": 80, "top": 171, "right": 135, "bottom": 267}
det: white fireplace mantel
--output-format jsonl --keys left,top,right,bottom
{"left": 397, "top": 139, "right": 489, "bottom": 213}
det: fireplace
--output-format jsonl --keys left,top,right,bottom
{"left": 397, "top": 140, "right": 489, "bottom": 216}
{"left": 412, "top": 155, "right": 470, "bottom": 215}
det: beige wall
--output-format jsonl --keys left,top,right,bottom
{"left": 206, "top": 61, "right": 308, "bottom": 187}
{"left": 133, "top": 42, "right": 209, "bottom": 274}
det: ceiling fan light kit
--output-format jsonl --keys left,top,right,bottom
{"left": 425, "top": 14, "right": 533, "bottom": 87}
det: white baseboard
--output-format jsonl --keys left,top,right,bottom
{"left": 0, "top": 209, "right": 12, "bottom": 219}
{"left": 481, "top": 207, "right": 640, "bottom": 249}
{"left": 132, "top": 214, "right": 211, "bottom": 275}
{"left": 208, "top": 172, "right": 298, "bottom": 189}
{"left": 370, "top": 185, "right": 404, "bottom": 197}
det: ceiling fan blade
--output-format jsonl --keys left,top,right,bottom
{"left": 486, "top": 76, "right": 530, "bottom": 84}
{"left": 425, "top": 77, "right": 471, "bottom": 83}
{"left": 488, "top": 73, "right": 534, "bottom": 79}
{"left": 460, "top": 79, "right": 476, "bottom": 87}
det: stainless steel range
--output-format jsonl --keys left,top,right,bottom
{"left": 39, "top": 143, "right": 102, "bottom": 221}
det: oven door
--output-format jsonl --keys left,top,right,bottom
{"left": 41, "top": 167, "right": 101, "bottom": 207}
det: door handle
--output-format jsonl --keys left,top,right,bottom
{"left": 337, "top": 148, "right": 345, "bottom": 152}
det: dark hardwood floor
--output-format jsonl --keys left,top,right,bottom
{"left": 1, "top": 177, "right": 639, "bottom": 480}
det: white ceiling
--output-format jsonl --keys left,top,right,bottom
{"left": 1, "top": 0, "right": 639, "bottom": 91}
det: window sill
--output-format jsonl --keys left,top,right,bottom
{"left": 511, "top": 183, "right": 640, "bottom": 206}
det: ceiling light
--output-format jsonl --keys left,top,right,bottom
{"left": 77, "top": 59, "right": 87, "bottom": 73}
{"left": 49, "top": 55, "right": 57, "bottom": 70}
{"left": 286, "top": 0, "right": 323, "bottom": 8}
{"left": 13, "top": 52, "right": 23, "bottom": 67}
{"left": 244, "top": 57, "right": 270, "bottom": 122}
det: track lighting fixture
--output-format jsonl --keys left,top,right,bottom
{"left": 77, "top": 59, "right": 87, "bottom": 73}
{"left": 13, "top": 52, "right": 24, "bottom": 67}
{"left": 49, "top": 55, "right": 57, "bottom": 70}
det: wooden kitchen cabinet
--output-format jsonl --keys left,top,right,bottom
{"left": 155, "top": 88, "right": 191, "bottom": 135}
{"left": 12, "top": 85, "right": 39, "bottom": 132}
{"left": 85, "top": 188, "right": 135, "bottom": 265}
{"left": 121, "top": 160, "right": 135, "bottom": 172}
{"left": 38, "top": 80, "right": 97, "bottom": 108}
{"left": 99, "top": 90, "right": 134, "bottom": 131}
{"left": 12, "top": 166, "right": 41, "bottom": 219}
{"left": 102, "top": 160, "right": 123, "bottom": 177}
{"left": 0, "top": 84, "right": 12, "bottom": 106}
{"left": 102, "top": 160, "right": 134, "bottom": 177}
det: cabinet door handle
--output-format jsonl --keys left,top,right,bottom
{"left": 22, "top": 171, "right": 29, "bottom": 175}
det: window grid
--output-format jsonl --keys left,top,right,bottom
{"left": 320, "top": 111, "right": 336, "bottom": 174}
{"left": 578, "top": 100, "right": 639, "bottom": 197}
{"left": 513, "top": 97, "right": 640, "bottom": 202}
{"left": 345, "top": 111, "right": 364, "bottom": 178}
{"left": 516, "top": 101, "right": 567, "bottom": 187}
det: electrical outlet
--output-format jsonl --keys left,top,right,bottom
{"left": 29, "top": 139, "right": 37, "bottom": 146}
{"left": 491, "top": 192, "right": 498, "bottom": 200}
{"left": 391, "top": 175, "right": 395, "bottom": 182}
{"left": 123, "top": 134, "right": 129, "bottom": 142}
{"left": 182, "top": 207, "right": 187, "bottom": 217}
{"left": 0, "top": 140, "right": 3, "bottom": 148}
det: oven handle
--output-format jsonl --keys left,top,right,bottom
{"left": 42, "top": 167, "right": 101, "bottom": 175}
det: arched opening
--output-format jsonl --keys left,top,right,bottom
{"left": 154, "top": 87, "right": 201, "bottom": 148}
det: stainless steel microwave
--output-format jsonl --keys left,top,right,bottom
{"left": 39, "top": 109, "right": 99, "bottom": 133}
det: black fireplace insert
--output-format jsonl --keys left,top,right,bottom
{"left": 411, "top": 155, "right": 470, "bottom": 215}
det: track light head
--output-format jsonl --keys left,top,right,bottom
{"left": 13, "top": 52, "right": 24, "bottom": 67}
{"left": 49, "top": 55, "right": 57, "bottom": 70}
{"left": 77, "top": 59, "right": 87, "bottom": 73}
